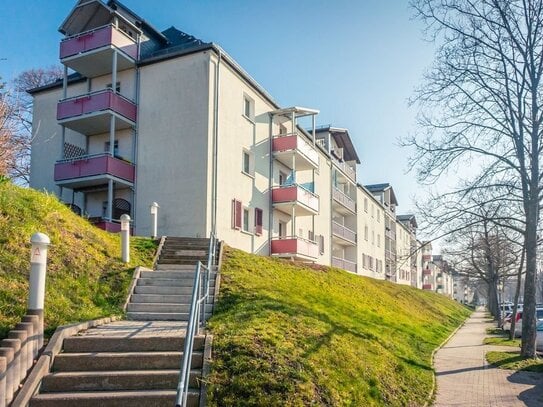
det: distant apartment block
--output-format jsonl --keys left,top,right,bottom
{"left": 30, "top": 0, "right": 449, "bottom": 292}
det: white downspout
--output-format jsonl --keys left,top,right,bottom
{"left": 211, "top": 50, "right": 222, "bottom": 236}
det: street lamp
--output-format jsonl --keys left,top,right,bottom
{"left": 150, "top": 202, "right": 159, "bottom": 239}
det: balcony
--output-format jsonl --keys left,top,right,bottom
{"left": 272, "top": 185, "right": 319, "bottom": 216}
{"left": 333, "top": 158, "right": 356, "bottom": 183}
{"left": 57, "top": 89, "right": 137, "bottom": 135}
{"left": 60, "top": 24, "right": 138, "bottom": 78}
{"left": 271, "top": 237, "right": 318, "bottom": 261}
{"left": 54, "top": 153, "right": 135, "bottom": 189}
{"left": 422, "top": 284, "right": 433, "bottom": 290}
{"left": 89, "top": 218, "right": 122, "bottom": 233}
{"left": 332, "top": 188, "right": 356, "bottom": 214}
{"left": 422, "top": 268, "right": 432, "bottom": 276}
{"left": 422, "top": 254, "right": 432, "bottom": 262}
{"left": 332, "top": 221, "right": 356, "bottom": 245}
{"left": 272, "top": 133, "right": 319, "bottom": 170}
{"left": 332, "top": 257, "right": 357, "bottom": 273}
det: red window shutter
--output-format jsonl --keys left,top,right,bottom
{"left": 232, "top": 199, "right": 242, "bottom": 230}
{"left": 255, "top": 208, "right": 263, "bottom": 236}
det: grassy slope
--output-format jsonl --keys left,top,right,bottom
{"left": 208, "top": 247, "right": 471, "bottom": 407}
{"left": 0, "top": 179, "right": 156, "bottom": 338}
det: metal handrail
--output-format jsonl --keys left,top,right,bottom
{"left": 175, "top": 233, "right": 217, "bottom": 407}
{"left": 58, "top": 87, "right": 136, "bottom": 104}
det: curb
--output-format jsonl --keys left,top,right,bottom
{"left": 423, "top": 311, "right": 472, "bottom": 407}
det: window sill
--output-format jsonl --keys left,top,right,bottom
{"left": 241, "top": 170, "right": 255, "bottom": 179}
{"left": 242, "top": 114, "right": 255, "bottom": 124}
{"left": 240, "top": 229, "right": 253, "bottom": 236}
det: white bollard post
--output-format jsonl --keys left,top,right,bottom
{"left": 120, "top": 214, "right": 130, "bottom": 263}
{"left": 28, "top": 232, "right": 50, "bottom": 350}
{"left": 150, "top": 202, "right": 159, "bottom": 239}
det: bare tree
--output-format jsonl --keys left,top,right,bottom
{"left": 2, "top": 66, "right": 62, "bottom": 183}
{"left": 408, "top": 0, "right": 543, "bottom": 357}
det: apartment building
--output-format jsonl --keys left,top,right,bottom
{"left": 397, "top": 214, "right": 421, "bottom": 288}
{"left": 29, "top": 0, "right": 433, "bottom": 285}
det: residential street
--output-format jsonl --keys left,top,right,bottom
{"left": 434, "top": 310, "right": 543, "bottom": 406}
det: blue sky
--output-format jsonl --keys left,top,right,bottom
{"left": 0, "top": 0, "right": 436, "bottom": 215}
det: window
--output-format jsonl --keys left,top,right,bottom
{"left": 255, "top": 208, "right": 263, "bottom": 236}
{"left": 364, "top": 225, "right": 368, "bottom": 241}
{"left": 377, "top": 211, "right": 381, "bottom": 223}
{"left": 364, "top": 198, "right": 368, "bottom": 212}
{"left": 279, "top": 124, "right": 287, "bottom": 135}
{"left": 106, "top": 81, "right": 121, "bottom": 93}
{"left": 243, "top": 94, "right": 255, "bottom": 121}
{"left": 319, "top": 235, "right": 325, "bottom": 255}
{"left": 377, "top": 234, "right": 381, "bottom": 247}
{"left": 105, "top": 140, "right": 119, "bottom": 157}
{"left": 242, "top": 149, "right": 254, "bottom": 176}
{"left": 308, "top": 230, "right": 315, "bottom": 241}
{"left": 372, "top": 231, "right": 375, "bottom": 245}
{"left": 371, "top": 205, "right": 374, "bottom": 218}
{"left": 232, "top": 199, "right": 242, "bottom": 230}
{"left": 279, "top": 171, "right": 287, "bottom": 186}
{"left": 279, "top": 221, "right": 287, "bottom": 237}
{"left": 242, "top": 207, "right": 250, "bottom": 233}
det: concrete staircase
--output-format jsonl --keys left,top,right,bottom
{"left": 126, "top": 237, "right": 218, "bottom": 321}
{"left": 30, "top": 327, "right": 205, "bottom": 406}
{"left": 29, "top": 236, "right": 219, "bottom": 407}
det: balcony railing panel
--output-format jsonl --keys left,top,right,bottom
{"left": 422, "top": 269, "right": 432, "bottom": 276}
{"left": 332, "top": 188, "right": 356, "bottom": 213}
{"left": 422, "top": 254, "right": 432, "bottom": 262}
{"left": 272, "top": 133, "right": 319, "bottom": 169}
{"left": 60, "top": 24, "right": 137, "bottom": 60}
{"left": 333, "top": 158, "right": 356, "bottom": 182}
{"left": 57, "top": 89, "right": 137, "bottom": 123}
{"left": 272, "top": 185, "right": 319, "bottom": 214}
{"left": 332, "top": 221, "right": 356, "bottom": 244}
{"left": 331, "top": 257, "right": 357, "bottom": 273}
{"left": 271, "top": 237, "right": 318, "bottom": 259}
{"left": 54, "top": 153, "right": 135, "bottom": 183}
{"left": 422, "top": 284, "right": 433, "bottom": 290}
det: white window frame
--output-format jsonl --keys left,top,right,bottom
{"left": 242, "top": 206, "right": 252, "bottom": 234}
{"left": 242, "top": 148, "right": 255, "bottom": 177}
{"left": 243, "top": 93, "right": 255, "bottom": 121}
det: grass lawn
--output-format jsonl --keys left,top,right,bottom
{"left": 483, "top": 337, "right": 521, "bottom": 347}
{"left": 486, "top": 351, "right": 543, "bottom": 372}
{"left": 0, "top": 179, "right": 157, "bottom": 338}
{"left": 207, "top": 247, "right": 471, "bottom": 406}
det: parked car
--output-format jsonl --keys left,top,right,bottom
{"left": 536, "top": 321, "right": 543, "bottom": 352}
{"left": 512, "top": 308, "right": 543, "bottom": 337}
{"left": 502, "top": 312, "right": 513, "bottom": 331}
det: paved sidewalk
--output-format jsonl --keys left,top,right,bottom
{"left": 434, "top": 310, "right": 543, "bottom": 406}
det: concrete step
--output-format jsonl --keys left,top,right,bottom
{"left": 157, "top": 260, "right": 211, "bottom": 266}
{"left": 30, "top": 390, "right": 199, "bottom": 407}
{"left": 40, "top": 370, "right": 200, "bottom": 392}
{"left": 127, "top": 303, "right": 214, "bottom": 313}
{"left": 53, "top": 351, "right": 203, "bottom": 371}
{"left": 126, "top": 312, "right": 211, "bottom": 322}
{"left": 140, "top": 270, "right": 217, "bottom": 280}
{"left": 134, "top": 285, "right": 216, "bottom": 296}
{"left": 155, "top": 264, "right": 218, "bottom": 271}
{"left": 62, "top": 336, "right": 205, "bottom": 353}
{"left": 160, "top": 249, "right": 209, "bottom": 255}
{"left": 137, "top": 278, "right": 216, "bottom": 287}
{"left": 131, "top": 294, "right": 192, "bottom": 304}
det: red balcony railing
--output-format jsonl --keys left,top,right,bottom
{"left": 60, "top": 24, "right": 138, "bottom": 60}
{"left": 57, "top": 89, "right": 137, "bottom": 123}
{"left": 422, "top": 284, "right": 433, "bottom": 290}
{"left": 332, "top": 221, "right": 356, "bottom": 244}
{"left": 272, "top": 185, "right": 319, "bottom": 215}
{"left": 54, "top": 153, "right": 135, "bottom": 184}
{"left": 271, "top": 237, "right": 318, "bottom": 259}
{"left": 422, "top": 268, "right": 432, "bottom": 276}
{"left": 422, "top": 254, "right": 432, "bottom": 262}
{"left": 272, "top": 133, "right": 319, "bottom": 169}
{"left": 332, "top": 257, "right": 357, "bottom": 273}
{"left": 332, "top": 188, "right": 356, "bottom": 213}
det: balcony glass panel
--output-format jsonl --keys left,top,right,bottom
{"left": 331, "top": 257, "right": 357, "bottom": 273}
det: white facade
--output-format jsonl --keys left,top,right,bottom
{"left": 29, "top": 0, "right": 438, "bottom": 287}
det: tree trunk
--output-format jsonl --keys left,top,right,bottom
{"left": 488, "top": 281, "right": 500, "bottom": 320}
{"left": 509, "top": 246, "right": 525, "bottom": 340}
{"left": 521, "top": 205, "right": 538, "bottom": 357}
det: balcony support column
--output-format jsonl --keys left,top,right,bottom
{"left": 312, "top": 114, "right": 316, "bottom": 145}
{"left": 291, "top": 205, "right": 295, "bottom": 237}
{"left": 107, "top": 180, "right": 113, "bottom": 221}
{"left": 109, "top": 115, "right": 116, "bottom": 156}
{"left": 111, "top": 51, "right": 118, "bottom": 95}
{"left": 62, "top": 66, "right": 68, "bottom": 99}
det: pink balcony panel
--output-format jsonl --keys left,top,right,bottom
{"left": 271, "top": 237, "right": 318, "bottom": 259}
{"left": 54, "top": 155, "right": 135, "bottom": 183}
{"left": 422, "top": 254, "right": 432, "bottom": 262}
{"left": 60, "top": 25, "right": 137, "bottom": 60}
{"left": 272, "top": 134, "right": 319, "bottom": 169}
{"left": 422, "top": 269, "right": 432, "bottom": 275}
{"left": 57, "top": 90, "right": 137, "bottom": 123}
{"left": 272, "top": 185, "right": 319, "bottom": 214}
{"left": 422, "top": 284, "right": 433, "bottom": 290}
